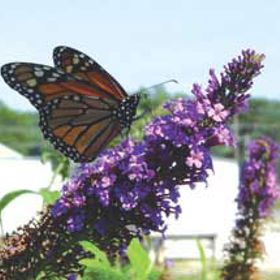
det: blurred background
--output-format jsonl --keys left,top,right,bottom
{"left": 0, "top": 1, "right": 280, "bottom": 279}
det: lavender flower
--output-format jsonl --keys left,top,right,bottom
{"left": 222, "top": 137, "right": 279, "bottom": 280}
{"left": 0, "top": 49, "right": 264, "bottom": 279}
{"left": 238, "top": 138, "right": 279, "bottom": 218}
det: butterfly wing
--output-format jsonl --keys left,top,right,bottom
{"left": 1, "top": 63, "right": 61, "bottom": 109}
{"left": 1, "top": 63, "right": 121, "bottom": 109}
{"left": 1, "top": 63, "right": 123, "bottom": 162}
{"left": 53, "top": 46, "right": 127, "bottom": 102}
{"left": 40, "top": 95, "right": 122, "bottom": 162}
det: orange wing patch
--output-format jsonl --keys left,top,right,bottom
{"left": 53, "top": 126, "right": 71, "bottom": 138}
{"left": 63, "top": 126, "right": 87, "bottom": 146}
{"left": 84, "top": 122, "right": 121, "bottom": 158}
{"left": 87, "top": 72, "right": 125, "bottom": 100}
{"left": 61, "top": 81, "right": 119, "bottom": 100}
{"left": 39, "top": 83, "right": 65, "bottom": 94}
{"left": 75, "top": 118, "right": 110, "bottom": 154}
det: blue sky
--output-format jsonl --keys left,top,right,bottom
{"left": 0, "top": 0, "right": 279, "bottom": 111}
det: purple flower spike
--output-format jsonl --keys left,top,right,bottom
{"left": 222, "top": 137, "right": 279, "bottom": 280}
{"left": 207, "top": 50, "right": 264, "bottom": 116}
{"left": 50, "top": 49, "right": 264, "bottom": 253}
{"left": 238, "top": 137, "right": 279, "bottom": 217}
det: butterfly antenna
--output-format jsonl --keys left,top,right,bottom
{"left": 136, "top": 79, "right": 178, "bottom": 118}
{"left": 140, "top": 79, "right": 178, "bottom": 94}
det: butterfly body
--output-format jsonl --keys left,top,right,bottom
{"left": 113, "top": 93, "right": 140, "bottom": 128}
{"left": 1, "top": 46, "right": 141, "bottom": 162}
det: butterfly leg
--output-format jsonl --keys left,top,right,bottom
{"left": 133, "top": 107, "right": 153, "bottom": 122}
{"left": 121, "top": 127, "right": 130, "bottom": 138}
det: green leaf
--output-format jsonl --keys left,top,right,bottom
{"left": 41, "top": 150, "right": 70, "bottom": 180}
{"left": 196, "top": 239, "right": 207, "bottom": 280}
{"left": 82, "top": 265, "right": 126, "bottom": 280}
{"left": 79, "top": 241, "right": 110, "bottom": 267}
{"left": 79, "top": 258, "right": 102, "bottom": 269}
{"left": 147, "top": 268, "right": 162, "bottom": 280}
{"left": 127, "top": 239, "right": 152, "bottom": 280}
{"left": 39, "top": 188, "right": 60, "bottom": 205}
{"left": 0, "top": 189, "right": 37, "bottom": 215}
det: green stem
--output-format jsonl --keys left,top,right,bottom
{"left": 0, "top": 215, "right": 5, "bottom": 238}
{"left": 47, "top": 162, "right": 64, "bottom": 190}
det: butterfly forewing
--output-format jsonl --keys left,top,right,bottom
{"left": 0, "top": 63, "right": 67, "bottom": 108}
{"left": 53, "top": 46, "right": 127, "bottom": 101}
{"left": 2, "top": 62, "right": 121, "bottom": 106}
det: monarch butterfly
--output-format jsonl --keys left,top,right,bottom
{"left": 1, "top": 46, "right": 142, "bottom": 162}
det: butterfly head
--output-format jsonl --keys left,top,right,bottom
{"left": 114, "top": 93, "right": 140, "bottom": 129}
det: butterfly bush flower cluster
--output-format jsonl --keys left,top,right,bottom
{"left": 52, "top": 50, "right": 263, "bottom": 240}
{"left": 0, "top": 50, "right": 264, "bottom": 279}
{"left": 222, "top": 137, "right": 279, "bottom": 280}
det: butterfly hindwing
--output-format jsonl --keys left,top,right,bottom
{"left": 53, "top": 46, "right": 127, "bottom": 102}
{"left": 40, "top": 95, "right": 122, "bottom": 162}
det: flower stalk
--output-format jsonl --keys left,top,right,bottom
{"left": 221, "top": 137, "right": 279, "bottom": 280}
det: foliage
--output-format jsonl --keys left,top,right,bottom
{"left": 0, "top": 189, "right": 37, "bottom": 235}
{"left": 39, "top": 149, "right": 70, "bottom": 205}
{"left": 41, "top": 149, "right": 70, "bottom": 182}
{"left": 127, "top": 239, "right": 153, "bottom": 280}
{"left": 79, "top": 239, "right": 161, "bottom": 280}
{"left": 0, "top": 189, "right": 36, "bottom": 217}
{"left": 194, "top": 240, "right": 220, "bottom": 280}
{"left": 0, "top": 101, "right": 42, "bottom": 155}
{"left": 196, "top": 239, "right": 207, "bottom": 280}
{"left": 39, "top": 188, "right": 61, "bottom": 205}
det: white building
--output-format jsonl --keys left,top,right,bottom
{"left": 0, "top": 143, "right": 61, "bottom": 233}
{"left": 150, "top": 158, "right": 238, "bottom": 261}
{"left": 151, "top": 158, "right": 280, "bottom": 269}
